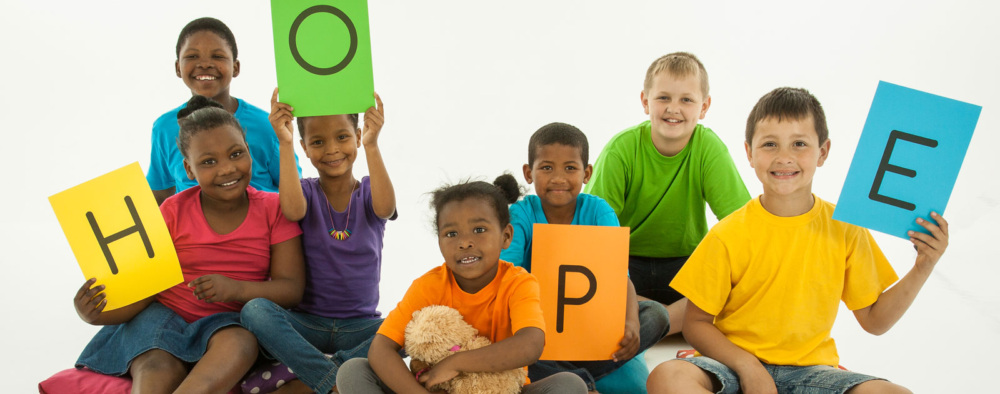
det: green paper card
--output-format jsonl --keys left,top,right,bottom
{"left": 271, "top": 0, "right": 374, "bottom": 116}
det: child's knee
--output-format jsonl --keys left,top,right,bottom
{"left": 130, "top": 349, "right": 186, "bottom": 378}
{"left": 647, "top": 360, "right": 711, "bottom": 391}
{"left": 239, "top": 297, "right": 280, "bottom": 329}
{"left": 846, "top": 379, "right": 912, "bottom": 394}
{"left": 209, "top": 326, "right": 259, "bottom": 360}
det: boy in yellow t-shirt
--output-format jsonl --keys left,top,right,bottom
{"left": 647, "top": 87, "right": 949, "bottom": 394}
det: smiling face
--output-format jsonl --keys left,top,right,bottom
{"left": 175, "top": 30, "right": 240, "bottom": 102}
{"left": 182, "top": 125, "right": 252, "bottom": 203}
{"left": 523, "top": 143, "right": 592, "bottom": 217}
{"left": 746, "top": 115, "right": 830, "bottom": 206}
{"left": 299, "top": 115, "right": 361, "bottom": 179}
{"left": 437, "top": 198, "right": 513, "bottom": 293}
{"left": 641, "top": 70, "right": 711, "bottom": 156}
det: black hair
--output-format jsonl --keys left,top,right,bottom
{"left": 527, "top": 122, "right": 590, "bottom": 166}
{"left": 176, "top": 17, "right": 238, "bottom": 60}
{"left": 745, "top": 87, "right": 828, "bottom": 145}
{"left": 431, "top": 175, "right": 522, "bottom": 231}
{"left": 296, "top": 114, "right": 360, "bottom": 139}
{"left": 176, "top": 95, "right": 245, "bottom": 158}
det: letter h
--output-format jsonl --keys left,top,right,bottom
{"left": 86, "top": 196, "right": 154, "bottom": 274}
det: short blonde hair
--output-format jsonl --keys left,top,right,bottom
{"left": 643, "top": 52, "right": 709, "bottom": 97}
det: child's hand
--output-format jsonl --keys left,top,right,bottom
{"left": 909, "top": 212, "right": 949, "bottom": 270}
{"left": 612, "top": 319, "right": 640, "bottom": 362}
{"left": 417, "top": 356, "right": 458, "bottom": 390}
{"left": 736, "top": 365, "right": 778, "bottom": 394}
{"left": 74, "top": 278, "right": 107, "bottom": 324}
{"left": 269, "top": 87, "right": 295, "bottom": 144}
{"left": 189, "top": 274, "right": 243, "bottom": 303}
{"left": 361, "top": 92, "right": 384, "bottom": 149}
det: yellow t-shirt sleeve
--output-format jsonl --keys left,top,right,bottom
{"left": 669, "top": 231, "right": 733, "bottom": 316}
{"left": 843, "top": 228, "right": 899, "bottom": 311}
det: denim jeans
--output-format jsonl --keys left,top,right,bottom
{"left": 240, "top": 298, "right": 383, "bottom": 393}
{"left": 682, "top": 356, "right": 884, "bottom": 394}
{"left": 528, "top": 300, "right": 670, "bottom": 390}
{"left": 337, "top": 358, "right": 588, "bottom": 394}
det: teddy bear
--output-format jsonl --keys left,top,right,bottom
{"left": 404, "top": 305, "right": 527, "bottom": 394}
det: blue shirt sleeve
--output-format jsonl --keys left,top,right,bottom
{"left": 501, "top": 202, "right": 532, "bottom": 269}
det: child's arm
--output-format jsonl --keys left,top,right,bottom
{"left": 74, "top": 278, "right": 156, "bottom": 326}
{"left": 269, "top": 88, "right": 308, "bottom": 222}
{"left": 419, "top": 326, "right": 544, "bottom": 389}
{"left": 684, "top": 302, "right": 777, "bottom": 394}
{"left": 361, "top": 93, "right": 396, "bottom": 219}
{"left": 612, "top": 278, "right": 641, "bottom": 362}
{"left": 189, "top": 236, "right": 306, "bottom": 308}
{"left": 368, "top": 334, "right": 432, "bottom": 394}
{"left": 853, "top": 212, "right": 949, "bottom": 335}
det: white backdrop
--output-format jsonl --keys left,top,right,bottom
{"left": 2, "top": 1, "right": 998, "bottom": 391}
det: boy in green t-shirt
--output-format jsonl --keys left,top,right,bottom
{"left": 586, "top": 52, "right": 750, "bottom": 335}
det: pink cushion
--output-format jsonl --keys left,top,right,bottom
{"left": 39, "top": 368, "right": 240, "bottom": 394}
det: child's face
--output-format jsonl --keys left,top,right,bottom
{"left": 640, "top": 70, "right": 711, "bottom": 156}
{"left": 745, "top": 115, "right": 830, "bottom": 202}
{"left": 523, "top": 143, "right": 592, "bottom": 212}
{"left": 437, "top": 198, "right": 513, "bottom": 293}
{"left": 182, "top": 125, "right": 252, "bottom": 202}
{"left": 175, "top": 31, "right": 240, "bottom": 101}
{"left": 299, "top": 115, "right": 360, "bottom": 179}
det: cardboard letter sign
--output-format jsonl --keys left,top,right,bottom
{"left": 271, "top": 0, "right": 375, "bottom": 116}
{"left": 833, "top": 81, "right": 980, "bottom": 239}
{"left": 532, "top": 224, "right": 628, "bottom": 360}
{"left": 49, "top": 162, "right": 182, "bottom": 310}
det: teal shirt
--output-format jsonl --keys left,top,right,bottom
{"left": 501, "top": 194, "right": 619, "bottom": 272}
{"left": 585, "top": 121, "right": 749, "bottom": 258}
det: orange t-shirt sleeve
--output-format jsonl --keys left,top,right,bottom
{"left": 507, "top": 271, "right": 545, "bottom": 334}
{"left": 377, "top": 273, "right": 436, "bottom": 346}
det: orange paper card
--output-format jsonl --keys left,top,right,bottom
{"left": 49, "top": 162, "right": 183, "bottom": 310}
{"left": 532, "top": 223, "right": 628, "bottom": 360}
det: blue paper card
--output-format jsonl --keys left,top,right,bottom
{"left": 833, "top": 81, "right": 980, "bottom": 239}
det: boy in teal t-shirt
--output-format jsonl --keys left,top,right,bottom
{"left": 586, "top": 52, "right": 750, "bottom": 335}
{"left": 500, "top": 122, "right": 669, "bottom": 392}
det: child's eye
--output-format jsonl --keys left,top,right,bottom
{"left": 761, "top": 142, "right": 776, "bottom": 148}
{"left": 473, "top": 227, "right": 486, "bottom": 234}
{"left": 682, "top": 98, "right": 693, "bottom": 103}
{"left": 540, "top": 166, "right": 552, "bottom": 171}
{"left": 310, "top": 140, "right": 323, "bottom": 146}
{"left": 794, "top": 141, "right": 807, "bottom": 147}
{"left": 201, "top": 158, "right": 216, "bottom": 165}
{"left": 565, "top": 166, "right": 577, "bottom": 171}
{"left": 443, "top": 231, "right": 457, "bottom": 238}
{"left": 337, "top": 134, "right": 351, "bottom": 141}
{"left": 230, "top": 150, "right": 243, "bottom": 159}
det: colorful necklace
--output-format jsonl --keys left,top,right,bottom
{"left": 326, "top": 180, "right": 358, "bottom": 241}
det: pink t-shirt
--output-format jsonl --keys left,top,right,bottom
{"left": 156, "top": 186, "right": 302, "bottom": 322}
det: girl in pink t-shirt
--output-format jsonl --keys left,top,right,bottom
{"left": 73, "top": 95, "right": 304, "bottom": 393}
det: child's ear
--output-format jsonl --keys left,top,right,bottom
{"left": 640, "top": 90, "right": 650, "bottom": 115}
{"left": 299, "top": 138, "right": 306, "bottom": 152}
{"left": 744, "top": 141, "right": 754, "bottom": 167}
{"left": 183, "top": 159, "right": 195, "bottom": 180}
{"left": 583, "top": 164, "right": 593, "bottom": 184}
{"left": 522, "top": 164, "right": 533, "bottom": 184}
{"left": 175, "top": 60, "right": 182, "bottom": 78}
{"left": 699, "top": 95, "right": 712, "bottom": 120}
{"left": 817, "top": 139, "right": 831, "bottom": 167}
{"left": 355, "top": 127, "right": 362, "bottom": 147}
{"left": 501, "top": 223, "right": 513, "bottom": 249}
{"left": 232, "top": 59, "right": 241, "bottom": 78}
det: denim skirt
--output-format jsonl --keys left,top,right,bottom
{"left": 75, "top": 302, "right": 241, "bottom": 376}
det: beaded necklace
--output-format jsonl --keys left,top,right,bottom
{"left": 325, "top": 180, "right": 358, "bottom": 241}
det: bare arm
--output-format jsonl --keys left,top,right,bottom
{"left": 419, "top": 327, "right": 544, "bottom": 388}
{"left": 362, "top": 92, "right": 396, "bottom": 219}
{"left": 612, "top": 278, "right": 641, "bottom": 361}
{"left": 74, "top": 278, "right": 157, "bottom": 326}
{"left": 269, "top": 88, "right": 307, "bottom": 221}
{"left": 854, "top": 212, "right": 949, "bottom": 335}
{"left": 189, "top": 236, "right": 306, "bottom": 308}
{"left": 152, "top": 187, "right": 175, "bottom": 206}
{"left": 684, "top": 302, "right": 776, "bottom": 394}
{"left": 369, "top": 334, "right": 431, "bottom": 394}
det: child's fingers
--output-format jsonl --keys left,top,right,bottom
{"left": 76, "top": 278, "right": 97, "bottom": 300}
{"left": 930, "top": 212, "right": 949, "bottom": 236}
{"left": 373, "top": 92, "right": 383, "bottom": 115}
{"left": 271, "top": 87, "right": 279, "bottom": 106}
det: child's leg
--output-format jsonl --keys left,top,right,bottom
{"left": 647, "top": 359, "right": 724, "bottom": 394}
{"left": 175, "top": 326, "right": 258, "bottom": 394}
{"left": 335, "top": 358, "right": 392, "bottom": 394}
{"left": 520, "top": 371, "right": 588, "bottom": 394}
{"left": 846, "top": 380, "right": 912, "bottom": 394}
{"left": 129, "top": 349, "right": 188, "bottom": 394}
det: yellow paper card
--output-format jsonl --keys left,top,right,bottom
{"left": 532, "top": 224, "right": 628, "bottom": 360}
{"left": 49, "top": 162, "right": 182, "bottom": 310}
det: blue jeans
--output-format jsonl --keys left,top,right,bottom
{"left": 682, "top": 356, "right": 883, "bottom": 394}
{"left": 240, "top": 298, "right": 383, "bottom": 393}
{"left": 528, "top": 300, "right": 670, "bottom": 390}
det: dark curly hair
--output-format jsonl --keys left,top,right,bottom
{"left": 527, "top": 122, "right": 590, "bottom": 166}
{"left": 430, "top": 175, "right": 522, "bottom": 231}
{"left": 176, "top": 17, "right": 238, "bottom": 60}
{"left": 176, "top": 95, "right": 245, "bottom": 158}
